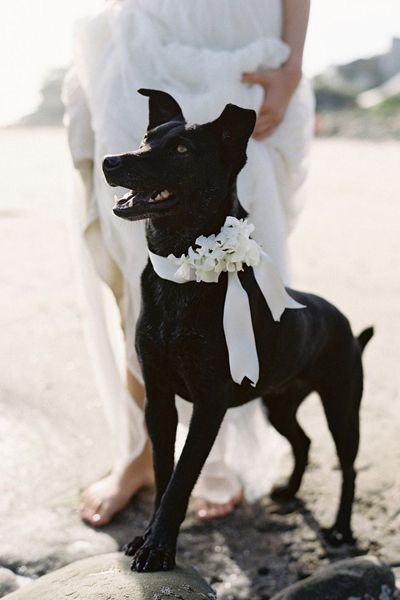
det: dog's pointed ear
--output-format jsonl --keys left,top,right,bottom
{"left": 209, "top": 104, "right": 256, "bottom": 150}
{"left": 138, "top": 88, "right": 185, "bottom": 131}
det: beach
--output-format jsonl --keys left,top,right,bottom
{"left": 0, "top": 127, "right": 399, "bottom": 598}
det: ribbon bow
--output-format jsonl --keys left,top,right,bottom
{"left": 148, "top": 218, "right": 305, "bottom": 386}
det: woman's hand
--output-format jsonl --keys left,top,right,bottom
{"left": 241, "top": 64, "right": 302, "bottom": 140}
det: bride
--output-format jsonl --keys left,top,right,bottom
{"left": 63, "top": 0, "right": 314, "bottom": 525}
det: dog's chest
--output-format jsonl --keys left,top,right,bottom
{"left": 138, "top": 270, "right": 227, "bottom": 355}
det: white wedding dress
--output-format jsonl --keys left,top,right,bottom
{"left": 63, "top": 0, "right": 314, "bottom": 504}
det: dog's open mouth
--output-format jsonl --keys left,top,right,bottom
{"left": 113, "top": 189, "right": 177, "bottom": 219}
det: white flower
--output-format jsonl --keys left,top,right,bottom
{"left": 245, "top": 239, "right": 261, "bottom": 267}
{"left": 167, "top": 217, "right": 262, "bottom": 283}
{"left": 196, "top": 266, "right": 220, "bottom": 283}
{"left": 171, "top": 254, "right": 193, "bottom": 281}
{"left": 195, "top": 234, "right": 217, "bottom": 255}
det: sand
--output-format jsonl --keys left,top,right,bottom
{"left": 0, "top": 128, "right": 399, "bottom": 599}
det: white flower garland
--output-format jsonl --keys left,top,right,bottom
{"left": 169, "top": 216, "right": 262, "bottom": 283}
{"left": 149, "top": 215, "right": 305, "bottom": 385}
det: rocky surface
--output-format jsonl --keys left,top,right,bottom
{"left": 0, "top": 568, "right": 18, "bottom": 598}
{"left": 0, "top": 130, "right": 399, "bottom": 599}
{"left": 4, "top": 553, "right": 215, "bottom": 600}
{"left": 270, "top": 557, "right": 395, "bottom": 600}
{"left": 3, "top": 555, "right": 395, "bottom": 600}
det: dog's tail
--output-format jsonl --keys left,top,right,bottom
{"left": 357, "top": 326, "right": 374, "bottom": 353}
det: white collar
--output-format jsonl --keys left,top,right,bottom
{"left": 148, "top": 216, "right": 305, "bottom": 386}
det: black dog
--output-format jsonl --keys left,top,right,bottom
{"left": 103, "top": 89, "right": 373, "bottom": 572}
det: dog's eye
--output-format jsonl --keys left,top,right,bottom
{"left": 176, "top": 144, "right": 188, "bottom": 154}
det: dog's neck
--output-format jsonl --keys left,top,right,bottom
{"left": 146, "top": 183, "right": 247, "bottom": 257}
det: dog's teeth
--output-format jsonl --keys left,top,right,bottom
{"left": 149, "top": 190, "right": 172, "bottom": 203}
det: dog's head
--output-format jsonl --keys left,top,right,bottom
{"left": 103, "top": 89, "right": 256, "bottom": 223}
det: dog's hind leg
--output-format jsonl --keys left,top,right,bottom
{"left": 263, "top": 381, "right": 312, "bottom": 501}
{"left": 318, "top": 361, "right": 363, "bottom": 546}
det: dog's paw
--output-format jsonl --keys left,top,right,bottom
{"left": 270, "top": 483, "right": 298, "bottom": 502}
{"left": 130, "top": 543, "right": 176, "bottom": 572}
{"left": 323, "top": 526, "right": 355, "bottom": 547}
{"left": 123, "top": 536, "right": 147, "bottom": 556}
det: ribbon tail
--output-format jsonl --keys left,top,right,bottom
{"left": 254, "top": 251, "right": 306, "bottom": 322}
{"left": 223, "top": 271, "right": 259, "bottom": 386}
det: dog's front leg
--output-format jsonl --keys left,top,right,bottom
{"left": 130, "top": 385, "right": 229, "bottom": 572}
{"left": 125, "top": 375, "right": 177, "bottom": 559}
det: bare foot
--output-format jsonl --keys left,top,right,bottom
{"left": 194, "top": 492, "right": 242, "bottom": 521}
{"left": 80, "top": 442, "right": 154, "bottom": 526}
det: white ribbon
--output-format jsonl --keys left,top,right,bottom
{"left": 148, "top": 246, "right": 305, "bottom": 386}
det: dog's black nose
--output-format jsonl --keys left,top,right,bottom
{"left": 103, "top": 155, "right": 122, "bottom": 171}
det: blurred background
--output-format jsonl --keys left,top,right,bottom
{"left": 0, "top": 2, "right": 399, "bottom": 599}
{"left": 1, "top": 0, "right": 400, "bottom": 133}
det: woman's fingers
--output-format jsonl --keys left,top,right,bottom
{"left": 253, "top": 124, "right": 276, "bottom": 140}
{"left": 242, "top": 70, "right": 286, "bottom": 139}
{"left": 254, "top": 115, "right": 273, "bottom": 132}
{"left": 241, "top": 71, "right": 271, "bottom": 86}
{"left": 252, "top": 109, "right": 282, "bottom": 139}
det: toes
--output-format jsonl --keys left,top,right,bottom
{"left": 131, "top": 546, "right": 175, "bottom": 572}
{"left": 198, "top": 506, "right": 217, "bottom": 520}
{"left": 88, "top": 513, "right": 103, "bottom": 525}
{"left": 124, "top": 536, "right": 146, "bottom": 556}
{"left": 196, "top": 497, "right": 240, "bottom": 521}
{"left": 80, "top": 487, "right": 108, "bottom": 526}
{"left": 79, "top": 466, "right": 153, "bottom": 529}
{"left": 88, "top": 512, "right": 111, "bottom": 526}
{"left": 80, "top": 498, "right": 102, "bottom": 520}
{"left": 197, "top": 505, "right": 222, "bottom": 520}
{"left": 80, "top": 506, "right": 101, "bottom": 524}
{"left": 81, "top": 504, "right": 113, "bottom": 527}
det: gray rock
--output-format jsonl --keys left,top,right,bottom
{"left": 271, "top": 557, "right": 396, "bottom": 600}
{"left": 4, "top": 552, "right": 216, "bottom": 600}
{"left": 0, "top": 568, "right": 18, "bottom": 597}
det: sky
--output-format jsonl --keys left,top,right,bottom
{"left": 1, "top": 0, "right": 400, "bottom": 125}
